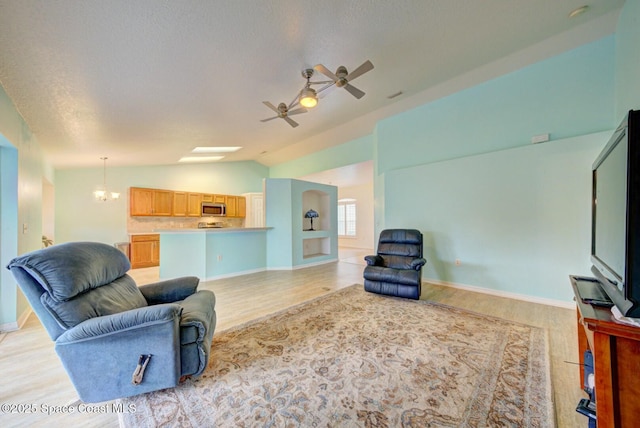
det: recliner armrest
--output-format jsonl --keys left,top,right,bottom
{"left": 364, "top": 255, "right": 383, "bottom": 266}
{"left": 410, "top": 258, "right": 427, "bottom": 270}
{"left": 139, "top": 276, "right": 200, "bottom": 305}
{"left": 56, "top": 304, "right": 182, "bottom": 344}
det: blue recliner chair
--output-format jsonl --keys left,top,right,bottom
{"left": 6, "top": 241, "right": 216, "bottom": 403}
{"left": 363, "top": 229, "right": 427, "bottom": 300}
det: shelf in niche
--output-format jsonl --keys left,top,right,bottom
{"left": 303, "top": 237, "right": 330, "bottom": 259}
{"left": 302, "top": 230, "right": 329, "bottom": 237}
{"left": 303, "top": 252, "right": 328, "bottom": 259}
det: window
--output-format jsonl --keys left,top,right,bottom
{"left": 338, "top": 199, "right": 356, "bottom": 237}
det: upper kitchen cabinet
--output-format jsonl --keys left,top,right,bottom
{"left": 130, "top": 187, "right": 246, "bottom": 218}
{"left": 173, "top": 191, "right": 188, "bottom": 216}
{"left": 237, "top": 196, "right": 246, "bottom": 218}
{"left": 130, "top": 187, "right": 173, "bottom": 216}
{"left": 187, "top": 193, "right": 203, "bottom": 217}
{"left": 226, "top": 196, "right": 237, "bottom": 217}
{"left": 224, "top": 195, "right": 246, "bottom": 218}
{"left": 175, "top": 192, "right": 203, "bottom": 217}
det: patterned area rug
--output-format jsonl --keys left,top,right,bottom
{"left": 119, "top": 285, "right": 554, "bottom": 427}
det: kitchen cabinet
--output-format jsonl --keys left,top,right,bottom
{"left": 187, "top": 193, "right": 202, "bottom": 217}
{"left": 129, "top": 187, "right": 245, "bottom": 218}
{"left": 174, "top": 192, "right": 202, "bottom": 217}
{"left": 226, "top": 196, "right": 237, "bottom": 217}
{"left": 130, "top": 234, "right": 160, "bottom": 268}
{"left": 212, "top": 194, "right": 226, "bottom": 204}
{"left": 224, "top": 195, "right": 246, "bottom": 218}
{"left": 173, "top": 191, "right": 188, "bottom": 216}
{"left": 130, "top": 187, "right": 173, "bottom": 216}
{"left": 237, "top": 195, "right": 246, "bottom": 218}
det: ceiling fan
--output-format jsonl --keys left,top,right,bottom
{"left": 260, "top": 60, "right": 373, "bottom": 128}
{"left": 314, "top": 60, "right": 374, "bottom": 99}
{"left": 260, "top": 101, "right": 307, "bottom": 128}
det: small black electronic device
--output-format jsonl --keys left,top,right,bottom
{"left": 576, "top": 398, "right": 597, "bottom": 420}
{"left": 574, "top": 276, "right": 614, "bottom": 307}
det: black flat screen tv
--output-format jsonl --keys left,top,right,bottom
{"left": 591, "top": 109, "right": 640, "bottom": 317}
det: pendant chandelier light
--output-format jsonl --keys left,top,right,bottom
{"left": 94, "top": 157, "right": 120, "bottom": 201}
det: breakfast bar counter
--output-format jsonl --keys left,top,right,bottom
{"left": 155, "top": 227, "right": 271, "bottom": 281}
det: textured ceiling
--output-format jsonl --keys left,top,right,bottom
{"left": 0, "top": 1, "right": 624, "bottom": 169}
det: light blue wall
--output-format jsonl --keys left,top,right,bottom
{"left": 376, "top": 36, "right": 616, "bottom": 175}
{"left": 385, "top": 132, "right": 606, "bottom": 301}
{"left": 269, "top": 134, "right": 373, "bottom": 178}
{"left": 374, "top": 36, "right": 617, "bottom": 303}
{"left": 265, "top": 179, "right": 294, "bottom": 268}
{"left": 615, "top": 0, "right": 640, "bottom": 116}
{"left": 0, "top": 145, "right": 19, "bottom": 327}
{"left": 159, "top": 230, "right": 267, "bottom": 280}
{"left": 55, "top": 161, "right": 269, "bottom": 244}
{"left": 0, "top": 85, "right": 51, "bottom": 327}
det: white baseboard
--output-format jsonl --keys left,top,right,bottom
{"left": 425, "top": 278, "right": 576, "bottom": 309}
{"left": 203, "top": 267, "right": 266, "bottom": 282}
{"left": 267, "top": 258, "right": 339, "bottom": 271}
{"left": 0, "top": 307, "right": 32, "bottom": 332}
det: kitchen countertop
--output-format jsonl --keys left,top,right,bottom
{"left": 154, "top": 227, "right": 271, "bottom": 233}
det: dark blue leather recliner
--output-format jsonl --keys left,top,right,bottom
{"left": 7, "top": 241, "right": 216, "bottom": 403}
{"left": 363, "top": 229, "right": 427, "bottom": 300}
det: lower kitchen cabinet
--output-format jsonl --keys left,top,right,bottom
{"left": 130, "top": 234, "right": 160, "bottom": 268}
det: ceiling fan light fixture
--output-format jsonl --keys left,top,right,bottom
{"left": 299, "top": 88, "right": 318, "bottom": 108}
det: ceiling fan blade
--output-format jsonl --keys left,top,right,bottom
{"left": 343, "top": 83, "right": 366, "bottom": 99}
{"left": 346, "top": 60, "right": 374, "bottom": 81}
{"left": 283, "top": 116, "right": 299, "bottom": 128}
{"left": 260, "top": 116, "right": 279, "bottom": 122}
{"left": 316, "top": 82, "right": 336, "bottom": 95}
{"left": 262, "top": 101, "right": 279, "bottom": 113}
{"left": 314, "top": 64, "right": 338, "bottom": 81}
{"left": 288, "top": 107, "right": 308, "bottom": 116}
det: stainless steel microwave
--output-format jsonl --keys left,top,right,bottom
{"left": 201, "top": 202, "right": 226, "bottom": 217}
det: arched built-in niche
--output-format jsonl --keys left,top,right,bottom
{"left": 302, "top": 189, "right": 331, "bottom": 259}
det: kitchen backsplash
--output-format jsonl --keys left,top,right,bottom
{"left": 128, "top": 216, "right": 244, "bottom": 233}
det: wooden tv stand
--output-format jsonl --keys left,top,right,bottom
{"left": 570, "top": 275, "right": 640, "bottom": 427}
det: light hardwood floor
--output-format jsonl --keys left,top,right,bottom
{"left": 0, "top": 250, "right": 585, "bottom": 427}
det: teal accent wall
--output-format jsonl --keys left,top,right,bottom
{"left": 0, "top": 85, "right": 50, "bottom": 327}
{"left": 385, "top": 132, "right": 606, "bottom": 301}
{"left": 615, "top": 0, "right": 640, "bottom": 116}
{"left": 0, "top": 145, "right": 19, "bottom": 327}
{"left": 55, "top": 161, "right": 269, "bottom": 244}
{"left": 265, "top": 179, "right": 294, "bottom": 269}
{"left": 376, "top": 36, "right": 616, "bottom": 175}
{"left": 373, "top": 35, "right": 618, "bottom": 303}
{"left": 269, "top": 134, "right": 373, "bottom": 178}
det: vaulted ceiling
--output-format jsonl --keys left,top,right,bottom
{"left": 0, "top": 1, "right": 624, "bottom": 169}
